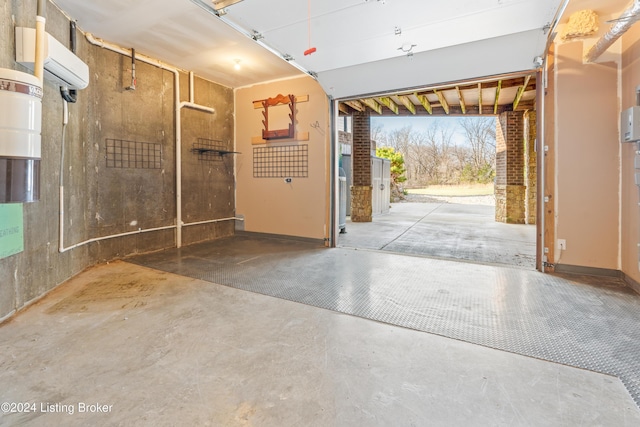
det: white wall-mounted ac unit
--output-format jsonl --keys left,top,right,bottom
{"left": 15, "top": 27, "right": 89, "bottom": 90}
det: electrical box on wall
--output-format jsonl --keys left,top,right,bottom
{"left": 621, "top": 107, "right": 640, "bottom": 143}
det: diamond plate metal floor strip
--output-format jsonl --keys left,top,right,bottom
{"left": 129, "top": 235, "right": 640, "bottom": 408}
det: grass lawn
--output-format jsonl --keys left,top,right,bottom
{"left": 407, "top": 184, "right": 494, "bottom": 197}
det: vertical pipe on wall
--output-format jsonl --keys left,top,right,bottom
{"left": 189, "top": 71, "right": 195, "bottom": 103}
{"left": 34, "top": 0, "right": 46, "bottom": 83}
{"left": 536, "top": 69, "right": 545, "bottom": 272}
{"left": 175, "top": 70, "right": 183, "bottom": 247}
{"left": 81, "top": 34, "right": 184, "bottom": 249}
{"left": 328, "top": 97, "right": 337, "bottom": 247}
{"left": 82, "top": 34, "right": 216, "bottom": 251}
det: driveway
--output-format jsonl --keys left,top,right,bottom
{"left": 338, "top": 197, "right": 536, "bottom": 269}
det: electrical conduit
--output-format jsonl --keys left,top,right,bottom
{"left": 585, "top": 0, "right": 640, "bottom": 63}
{"left": 57, "top": 33, "right": 240, "bottom": 253}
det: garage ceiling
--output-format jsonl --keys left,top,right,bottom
{"left": 49, "top": 0, "right": 630, "bottom": 99}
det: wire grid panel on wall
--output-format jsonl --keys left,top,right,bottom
{"left": 105, "top": 139, "right": 162, "bottom": 169}
{"left": 192, "top": 138, "right": 229, "bottom": 162}
{"left": 253, "top": 144, "right": 309, "bottom": 178}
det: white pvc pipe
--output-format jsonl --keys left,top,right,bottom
{"left": 60, "top": 225, "right": 178, "bottom": 253}
{"left": 34, "top": 1, "right": 46, "bottom": 83}
{"left": 174, "top": 66, "right": 183, "bottom": 248}
{"left": 189, "top": 71, "right": 195, "bottom": 103}
{"left": 183, "top": 217, "right": 244, "bottom": 227}
{"left": 181, "top": 101, "right": 216, "bottom": 114}
{"left": 585, "top": 0, "right": 640, "bottom": 63}
{"left": 55, "top": 33, "right": 218, "bottom": 253}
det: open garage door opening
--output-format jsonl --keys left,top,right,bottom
{"left": 335, "top": 73, "right": 538, "bottom": 270}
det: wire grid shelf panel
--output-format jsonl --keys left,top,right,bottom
{"left": 253, "top": 144, "right": 308, "bottom": 178}
{"left": 192, "top": 138, "right": 228, "bottom": 162}
{"left": 105, "top": 139, "right": 162, "bottom": 169}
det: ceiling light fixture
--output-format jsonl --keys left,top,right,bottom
{"left": 190, "top": 0, "right": 314, "bottom": 79}
{"left": 234, "top": 59, "right": 241, "bottom": 70}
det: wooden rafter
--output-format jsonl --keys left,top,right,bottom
{"left": 338, "top": 74, "right": 536, "bottom": 117}
{"left": 344, "top": 100, "right": 365, "bottom": 112}
{"left": 397, "top": 95, "right": 416, "bottom": 114}
{"left": 433, "top": 89, "right": 450, "bottom": 115}
{"left": 415, "top": 93, "right": 432, "bottom": 114}
{"left": 361, "top": 98, "right": 383, "bottom": 114}
{"left": 455, "top": 86, "right": 466, "bottom": 114}
{"left": 513, "top": 75, "right": 531, "bottom": 110}
{"left": 338, "top": 103, "right": 351, "bottom": 115}
{"left": 493, "top": 80, "right": 502, "bottom": 115}
{"left": 377, "top": 97, "right": 399, "bottom": 114}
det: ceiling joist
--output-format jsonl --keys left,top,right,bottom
{"left": 397, "top": 95, "right": 416, "bottom": 115}
{"left": 493, "top": 80, "right": 502, "bottom": 115}
{"left": 337, "top": 75, "right": 536, "bottom": 117}
{"left": 416, "top": 94, "right": 432, "bottom": 114}
{"left": 361, "top": 98, "right": 383, "bottom": 114}
{"left": 455, "top": 86, "right": 466, "bottom": 114}
{"left": 433, "top": 89, "right": 450, "bottom": 115}
{"left": 344, "top": 100, "right": 365, "bottom": 112}
{"left": 378, "top": 97, "right": 399, "bottom": 114}
{"left": 513, "top": 75, "right": 531, "bottom": 110}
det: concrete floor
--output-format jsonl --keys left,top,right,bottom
{"left": 1, "top": 253, "right": 639, "bottom": 426}
{"left": 338, "top": 202, "right": 536, "bottom": 269}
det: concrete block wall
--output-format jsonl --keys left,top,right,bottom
{"left": 0, "top": 0, "right": 234, "bottom": 321}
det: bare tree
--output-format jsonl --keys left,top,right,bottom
{"left": 371, "top": 117, "right": 497, "bottom": 186}
{"left": 458, "top": 117, "right": 496, "bottom": 183}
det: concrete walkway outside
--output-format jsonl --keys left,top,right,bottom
{"left": 339, "top": 200, "right": 536, "bottom": 269}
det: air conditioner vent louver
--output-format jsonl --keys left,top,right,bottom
{"left": 15, "top": 27, "right": 89, "bottom": 90}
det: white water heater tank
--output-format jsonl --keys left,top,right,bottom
{"left": 0, "top": 68, "right": 43, "bottom": 203}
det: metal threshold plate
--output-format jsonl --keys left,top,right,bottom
{"left": 130, "top": 235, "right": 640, "bottom": 408}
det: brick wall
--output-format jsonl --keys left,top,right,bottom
{"left": 352, "top": 111, "right": 371, "bottom": 187}
{"left": 495, "top": 111, "right": 527, "bottom": 223}
{"left": 496, "top": 114, "right": 507, "bottom": 187}
{"left": 350, "top": 111, "right": 373, "bottom": 222}
{"left": 506, "top": 112, "right": 525, "bottom": 187}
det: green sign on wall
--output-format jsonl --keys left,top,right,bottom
{"left": 0, "top": 204, "right": 24, "bottom": 258}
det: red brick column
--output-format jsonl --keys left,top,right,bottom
{"left": 495, "top": 111, "right": 526, "bottom": 223}
{"left": 351, "top": 111, "right": 372, "bottom": 222}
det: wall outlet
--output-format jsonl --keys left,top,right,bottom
{"left": 558, "top": 239, "right": 567, "bottom": 250}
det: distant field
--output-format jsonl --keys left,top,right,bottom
{"left": 407, "top": 184, "right": 494, "bottom": 197}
